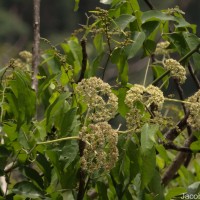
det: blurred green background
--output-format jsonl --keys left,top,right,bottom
{"left": 0, "top": 0, "right": 199, "bottom": 66}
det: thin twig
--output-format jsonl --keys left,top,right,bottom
{"left": 37, "top": 136, "right": 80, "bottom": 145}
{"left": 143, "top": 58, "right": 151, "bottom": 86}
{"left": 32, "top": 0, "right": 40, "bottom": 91}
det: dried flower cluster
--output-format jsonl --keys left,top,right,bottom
{"left": 76, "top": 77, "right": 118, "bottom": 122}
{"left": 186, "top": 90, "right": 200, "bottom": 130}
{"left": 79, "top": 122, "right": 118, "bottom": 174}
{"left": 125, "top": 84, "right": 164, "bottom": 131}
{"left": 164, "top": 59, "right": 186, "bottom": 84}
{"left": 77, "top": 77, "right": 119, "bottom": 174}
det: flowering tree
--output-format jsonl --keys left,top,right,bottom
{"left": 1, "top": 0, "right": 200, "bottom": 199}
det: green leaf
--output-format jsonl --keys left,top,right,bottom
{"left": 117, "top": 88, "right": 129, "bottom": 117}
{"left": 142, "top": 21, "right": 160, "bottom": 37}
{"left": 187, "top": 182, "right": 200, "bottom": 194}
{"left": 183, "top": 32, "right": 200, "bottom": 68}
{"left": 61, "top": 140, "right": 79, "bottom": 169}
{"left": 165, "top": 187, "right": 187, "bottom": 200}
{"left": 125, "top": 139, "right": 141, "bottom": 181}
{"left": 49, "top": 91, "right": 60, "bottom": 104}
{"left": 36, "top": 153, "right": 52, "bottom": 185}
{"left": 111, "top": 48, "right": 128, "bottom": 85}
{"left": 113, "top": 14, "right": 136, "bottom": 30}
{"left": 156, "top": 144, "right": 169, "bottom": 163}
{"left": 143, "top": 39, "right": 156, "bottom": 56}
{"left": 6, "top": 71, "right": 36, "bottom": 128}
{"left": 124, "top": 32, "right": 146, "bottom": 59}
{"left": 93, "top": 33, "right": 104, "bottom": 53}
{"left": 141, "top": 147, "right": 156, "bottom": 189}
{"left": 141, "top": 124, "right": 158, "bottom": 153}
{"left": 190, "top": 141, "right": 200, "bottom": 152}
{"left": 68, "top": 39, "right": 82, "bottom": 66}
{"left": 97, "top": 181, "right": 109, "bottom": 200}
{"left": 38, "top": 74, "right": 57, "bottom": 97}
{"left": 3, "top": 122, "right": 17, "bottom": 141}
{"left": 46, "top": 150, "right": 61, "bottom": 182}
{"left": 0, "top": 146, "right": 10, "bottom": 170}
{"left": 0, "top": 66, "right": 8, "bottom": 78}
{"left": 12, "top": 181, "right": 44, "bottom": 199}
{"left": 41, "top": 50, "right": 61, "bottom": 74}
{"left": 165, "top": 32, "right": 189, "bottom": 56}
{"left": 142, "top": 10, "right": 174, "bottom": 23}
{"left": 60, "top": 65, "right": 73, "bottom": 86}
{"left": 121, "top": 154, "right": 131, "bottom": 186}
{"left": 129, "top": 0, "right": 140, "bottom": 11}
{"left": 74, "top": 0, "right": 79, "bottom": 11}
{"left": 148, "top": 170, "right": 164, "bottom": 200}
{"left": 60, "top": 108, "right": 78, "bottom": 136}
{"left": 45, "top": 93, "right": 70, "bottom": 131}
{"left": 60, "top": 158, "right": 79, "bottom": 189}
{"left": 23, "top": 167, "right": 44, "bottom": 189}
{"left": 152, "top": 65, "right": 169, "bottom": 89}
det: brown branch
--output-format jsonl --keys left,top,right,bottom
{"left": 32, "top": 0, "right": 40, "bottom": 91}
{"left": 161, "top": 135, "right": 196, "bottom": 186}
{"left": 77, "top": 39, "right": 87, "bottom": 83}
{"left": 162, "top": 141, "right": 195, "bottom": 153}
{"left": 164, "top": 112, "right": 189, "bottom": 141}
{"left": 77, "top": 140, "right": 86, "bottom": 200}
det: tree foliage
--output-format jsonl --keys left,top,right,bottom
{"left": 1, "top": 0, "right": 200, "bottom": 199}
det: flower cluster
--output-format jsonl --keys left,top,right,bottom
{"left": 125, "top": 84, "right": 164, "bottom": 110}
{"left": 19, "top": 51, "right": 32, "bottom": 63}
{"left": 145, "top": 85, "right": 165, "bottom": 110}
{"left": 125, "top": 107, "right": 148, "bottom": 132}
{"left": 79, "top": 122, "right": 118, "bottom": 174}
{"left": 154, "top": 41, "right": 170, "bottom": 55}
{"left": 125, "top": 84, "right": 164, "bottom": 131}
{"left": 164, "top": 59, "right": 186, "bottom": 84}
{"left": 186, "top": 90, "right": 200, "bottom": 130}
{"left": 125, "top": 84, "right": 145, "bottom": 108}
{"left": 9, "top": 51, "right": 32, "bottom": 71}
{"left": 76, "top": 77, "right": 118, "bottom": 122}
